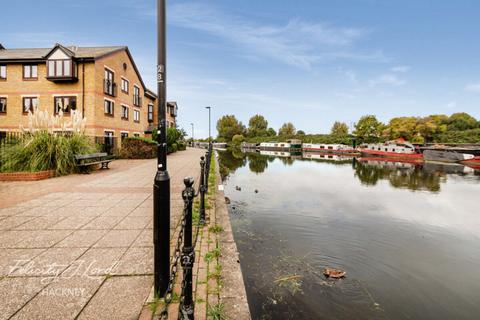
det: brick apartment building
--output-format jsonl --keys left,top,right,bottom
{"left": 0, "top": 43, "right": 177, "bottom": 145}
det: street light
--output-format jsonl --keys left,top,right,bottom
{"left": 153, "top": 0, "right": 170, "bottom": 297}
{"left": 190, "top": 122, "right": 194, "bottom": 146}
{"left": 205, "top": 106, "right": 211, "bottom": 142}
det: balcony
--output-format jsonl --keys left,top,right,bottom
{"left": 104, "top": 79, "right": 117, "bottom": 97}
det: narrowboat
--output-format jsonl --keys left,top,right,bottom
{"left": 461, "top": 156, "right": 480, "bottom": 169}
{"left": 240, "top": 142, "right": 258, "bottom": 149}
{"left": 359, "top": 139, "right": 423, "bottom": 161}
{"left": 302, "top": 143, "right": 356, "bottom": 153}
{"left": 258, "top": 139, "right": 302, "bottom": 152}
{"left": 423, "top": 149, "right": 474, "bottom": 163}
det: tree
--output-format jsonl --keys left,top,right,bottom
{"left": 248, "top": 114, "right": 268, "bottom": 137}
{"left": 354, "top": 115, "right": 383, "bottom": 141}
{"left": 330, "top": 121, "right": 349, "bottom": 136}
{"left": 416, "top": 115, "right": 447, "bottom": 143}
{"left": 297, "top": 130, "right": 306, "bottom": 135}
{"left": 278, "top": 122, "right": 296, "bottom": 136}
{"left": 216, "top": 115, "right": 246, "bottom": 141}
{"left": 267, "top": 128, "right": 277, "bottom": 136}
{"left": 447, "top": 112, "right": 478, "bottom": 131}
{"left": 384, "top": 117, "right": 417, "bottom": 140}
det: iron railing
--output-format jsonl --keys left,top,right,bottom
{"left": 158, "top": 143, "right": 213, "bottom": 320}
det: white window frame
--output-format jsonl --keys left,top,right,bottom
{"left": 121, "top": 104, "right": 129, "bottom": 120}
{"left": 104, "top": 98, "right": 114, "bottom": 116}
{"left": 133, "top": 109, "right": 140, "bottom": 122}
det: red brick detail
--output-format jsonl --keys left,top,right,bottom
{"left": 0, "top": 170, "right": 55, "bottom": 181}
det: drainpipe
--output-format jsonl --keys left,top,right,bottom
{"left": 81, "top": 59, "right": 85, "bottom": 118}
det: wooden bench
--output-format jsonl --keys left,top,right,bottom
{"left": 74, "top": 153, "right": 112, "bottom": 173}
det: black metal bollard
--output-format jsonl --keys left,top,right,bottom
{"left": 199, "top": 156, "right": 206, "bottom": 225}
{"left": 180, "top": 177, "right": 195, "bottom": 319}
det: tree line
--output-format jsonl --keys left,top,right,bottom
{"left": 216, "top": 112, "right": 480, "bottom": 144}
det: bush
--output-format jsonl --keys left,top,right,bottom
{"left": 232, "top": 134, "right": 245, "bottom": 145}
{"left": 152, "top": 127, "right": 186, "bottom": 153}
{"left": 119, "top": 137, "right": 156, "bottom": 159}
{"left": 168, "top": 143, "right": 178, "bottom": 154}
{"left": 177, "top": 141, "right": 187, "bottom": 151}
{"left": 0, "top": 131, "right": 97, "bottom": 175}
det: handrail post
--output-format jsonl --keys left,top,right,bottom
{"left": 180, "top": 177, "right": 195, "bottom": 320}
{"left": 199, "top": 156, "right": 206, "bottom": 225}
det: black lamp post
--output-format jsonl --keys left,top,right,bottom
{"left": 205, "top": 106, "right": 211, "bottom": 142}
{"left": 190, "top": 122, "right": 194, "bottom": 146}
{"left": 153, "top": 0, "right": 170, "bottom": 297}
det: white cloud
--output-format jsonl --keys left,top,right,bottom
{"left": 369, "top": 74, "right": 406, "bottom": 87}
{"left": 169, "top": 2, "right": 386, "bottom": 68}
{"left": 465, "top": 83, "right": 480, "bottom": 93}
{"left": 391, "top": 65, "right": 410, "bottom": 73}
{"left": 446, "top": 101, "right": 457, "bottom": 109}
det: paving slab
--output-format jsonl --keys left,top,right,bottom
{"left": 11, "top": 276, "right": 104, "bottom": 320}
{"left": 0, "top": 148, "right": 206, "bottom": 319}
{"left": 76, "top": 276, "right": 152, "bottom": 320}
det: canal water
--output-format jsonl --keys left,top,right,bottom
{"left": 217, "top": 149, "right": 480, "bottom": 320}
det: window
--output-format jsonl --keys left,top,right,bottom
{"left": 47, "top": 60, "right": 73, "bottom": 77}
{"left": 0, "top": 65, "right": 6, "bottom": 80}
{"left": 133, "top": 133, "right": 140, "bottom": 137}
{"left": 133, "top": 86, "right": 141, "bottom": 106}
{"left": 0, "top": 97, "right": 6, "bottom": 113}
{"left": 148, "top": 104, "right": 154, "bottom": 122}
{"left": 23, "top": 97, "right": 38, "bottom": 113}
{"left": 104, "top": 69, "right": 115, "bottom": 96}
{"left": 133, "top": 110, "right": 140, "bottom": 122}
{"left": 104, "top": 99, "right": 114, "bottom": 116}
{"left": 121, "top": 78, "right": 129, "bottom": 93}
{"left": 23, "top": 65, "right": 38, "bottom": 80}
{"left": 54, "top": 96, "right": 76, "bottom": 114}
{"left": 121, "top": 132, "right": 128, "bottom": 140}
{"left": 121, "top": 105, "right": 129, "bottom": 120}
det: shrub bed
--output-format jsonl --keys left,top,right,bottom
{"left": 119, "top": 137, "right": 157, "bottom": 159}
{"left": 0, "top": 131, "right": 97, "bottom": 176}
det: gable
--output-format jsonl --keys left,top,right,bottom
{"left": 48, "top": 48, "right": 70, "bottom": 60}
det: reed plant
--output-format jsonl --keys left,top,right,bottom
{"left": 0, "top": 106, "right": 96, "bottom": 175}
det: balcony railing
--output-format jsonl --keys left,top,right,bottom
{"left": 104, "top": 79, "right": 117, "bottom": 97}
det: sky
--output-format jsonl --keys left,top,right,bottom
{"left": 3, "top": 0, "right": 480, "bottom": 138}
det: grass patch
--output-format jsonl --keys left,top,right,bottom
{"left": 204, "top": 248, "right": 221, "bottom": 262}
{"left": 207, "top": 303, "right": 227, "bottom": 320}
{"left": 208, "top": 264, "right": 222, "bottom": 281}
{"left": 209, "top": 225, "right": 223, "bottom": 233}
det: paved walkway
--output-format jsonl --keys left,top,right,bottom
{"left": 0, "top": 148, "right": 205, "bottom": 320}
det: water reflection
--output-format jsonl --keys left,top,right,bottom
{"left": 218, "top": 148, "right": 480, "bottom": 320}
{"left": 217, "top": 149, "right": 480, "bottom": 192}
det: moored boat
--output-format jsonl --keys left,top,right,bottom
{"left": 461, "top": 156, "right": 480, "bottom": 169}
{"left": 359, "top": 139, "right": 423, "bottom": 161}
{"left": 258, "top": 139, "right": 302, "bottom": 152}
{"left": 302, "top": 143, "right": 356, "bottom": 153}
{"left": 423, "top": 149, "right": 474, "bottom": 163}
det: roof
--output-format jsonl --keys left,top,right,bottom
{"left": 0, "top": 43, "right": 155, "bottom": 94}
{"left": 145, "top": 89, "right": 158, "bottom": 99}
{"left": 0, "top": 44, "right": 126, "bottom": 61}
{"left": 167, "top": 101, "right": 178, "bottom": 107}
